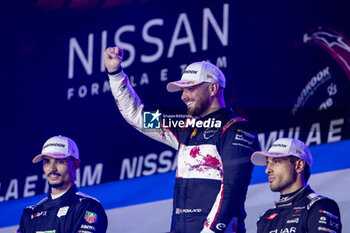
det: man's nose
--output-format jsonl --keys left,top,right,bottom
{"left": 181, "top": 89, "right": 188, "bottom": 102}
{"left": 48, "top": 161, "right": 58, "bottom": 171}
{"left": 265, "top": 164, "right": 272, "bottom": 175}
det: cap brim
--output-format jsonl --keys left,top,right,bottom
{"left": 251, "top": 151, "right": 288, "bottom": 166}
{"left": 32, "top": 153, "right": 70, "bottom": 163}
{"left": 166, "top": 80, "right": 203, "bottom": 92}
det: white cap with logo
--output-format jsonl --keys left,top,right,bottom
{"left": 251, "top": 138, "right": 313, "bottom": 167}
{"left": 166, "top": 61, "right": 226, "bottom": 92}
{"left": 32, "top": 135, "right": 79, "bottom": 163}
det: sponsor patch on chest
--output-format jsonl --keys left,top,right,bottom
{"left": 84, "top": 211, "right": 97, "bottom": 223}
{"left": 31, "top": 211, "right": 47, "bottom": 219}
{"left": 175, "top": 208, "right": 202, "bottom": 214}
{"left": 269, "top": 227, "right": 296, "bottom": 233}
{"left": 202, "top": 128, "right": 218, "bottom": 139}
{"left": 286, "top": 218, "right": 299, "bottom": 224}
{"left": 57, "top": 206, "right": 69, "bottom": 218}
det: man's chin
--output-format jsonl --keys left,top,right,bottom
{"left": 49, "top": 181, "right": 64, "bottom": 188}
{"left": 187, "top": 107, "right": 200, "bottom": 117}
{"left": 269, "top": 185, "right": 280, "bottom": 193}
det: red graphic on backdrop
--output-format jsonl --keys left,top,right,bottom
{"left": 303, "top": 27, "right": 350, "bottom": 80}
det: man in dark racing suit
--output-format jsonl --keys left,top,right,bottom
{"left": 251, "top": 138, "right": 342, "bottom": 233}
{"left": 17, "top": 135, "right": 108, "bottom": 233}
{"left": 104, "top": 47, "right": 259, "bottom": 233}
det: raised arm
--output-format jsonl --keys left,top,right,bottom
{"left": 104, "top": 47, "right": 179, "bottom": 150}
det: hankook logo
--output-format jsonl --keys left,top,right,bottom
{"left": 43, "top": 143, "right": 66, "bottom": 149}
{"left": 183, "top": 70, "right": 198, "bottom": 74}
{"left": 271, "top": 143, "right": 287, "bottom": 148}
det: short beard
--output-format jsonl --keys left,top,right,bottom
{"left": 269, "top": 172, "right": 297, "bottom": 193}
{"left": 50, "top": 181, "right": 65, "bottom": 188}
{"left": 270, "top": 184, "right": 282, "bottom": 193}
{"left": 187, "top": 97, "right": 210, "bottom": 117}
{"left": 187, "top": 106, "right": 201, "bottom": 116}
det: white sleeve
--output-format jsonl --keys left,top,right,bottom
{"left": 108, "top": 71, "right": 179, "bottom": 150}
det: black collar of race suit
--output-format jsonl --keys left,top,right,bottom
{"left": 45, "top": 185, "right": 78, "bottom": 206}
{"left": 199, "top": 107, "right": 234, "bottom": 121}
{"left": 274, "top": 185, "right": 311, "bottom": 208}
{"left": 280, "top": 186, "right": 304, "bottom": 201}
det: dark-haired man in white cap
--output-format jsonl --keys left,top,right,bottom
{"left": 17, "top": 135, "right": 108, "bottom": 233}
{"left": 104, "top": 47, "right": 259, "bottom": 233}
{"left": 251, "top": 138, "right": 342, "bottom": 233}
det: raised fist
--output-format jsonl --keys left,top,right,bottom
{"left": 104, "top": 46, "right": 124, "bottom": 73}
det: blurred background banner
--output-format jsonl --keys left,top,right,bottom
{"left": 0, "top": 0, "right": 349, "bottom": 231}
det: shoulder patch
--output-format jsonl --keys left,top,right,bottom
{"left": 76, "top": 192, "right": 101, "bottom": 203}
{"left": 222, "top": 117, "right": 247, "bottom": 134}
{"left": 307, "top": 192, "right": 326, "bottom": 210}
{"left": 258, "top": 206, "right": 277, "bottom": 221}
{"left": 26, "top": 197, "right": 48, "bottom": 210}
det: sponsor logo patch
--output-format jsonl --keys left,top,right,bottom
{"left": 286, "top": 218, "right": 299, "bottom": 224}
{"left": 236, "top": 129, "right": 255, "bottom": 138}
{"left": 319, "top": 209, "right": 339, "bottom": 221}
{"left": 175, "top": 208, "right": 202, "bottom": 214}
{"left": 57, "top": 206, "right": 69, "bottom": 218}
{"left": 43, "top": 143, "right": 65, "bottom": 149}
{"left": 318, "top": 226, "right": 336, "bottom": 233}
{"left": 234, "top": 133, "right": 253, "bottom": 145}
{"left": 222, "top": 117, "right": 247, "bottom": 133}
{"left": 277, "top": 202, "right": 292, "bottom": 207}
{"left": 319, "top": 216, "right": 327, "bottom": 224}
{"left": 269, "top": 227, "right": 296, "bottom": 233}
{"left": 31, "top": 211, "right": 47, "bottom": 219}
{"left": 177, "top": 80, "right": 196, "bottom": 85}
{"left": 267, "top": 213, "right": 278, "bottom": 220}
{"left": 80, "top": 224, "right": 96, "bottom": 231}
{"left": 190, "top": 128, "right": 197, "bottom": 138}
{"left": 271, "top": 143, "right": 287, "bottom": 148}
{"left": 183, "top": 70, "right": 198, "bottom": 75}
{"left": 203, "top": 129, "right": 217, "bottom": 139}
{"left": 293, "top": 207, "right": 304, "bottom": 216}
{"left": 216, "top": 223, "right": 226, "bottom": 230}
{"left": 84, "top": 211, "right": 97, "bottom": 223}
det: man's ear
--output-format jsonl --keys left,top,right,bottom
{"left": 73, "top": 159, "right": 81, "bottom": 171}
{"left": 209, "top": 82, "right": 220, "bottom": 96}
{"left": 295, "top": 159, "right": 306, "bottom": 174}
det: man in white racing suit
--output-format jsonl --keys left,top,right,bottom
{"left": 104, "top": 47, "right": 259, "bottom": 233}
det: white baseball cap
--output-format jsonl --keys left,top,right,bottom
{"left": 166, "top": 61, "right": 226, "bottom": 92}
{"left": 32, "top": 135, "right": 79, "bottom": 163}
{"left": 251, "top": 138, "right": 313, "bottom": 167}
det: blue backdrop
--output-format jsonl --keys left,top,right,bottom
{"left": 1, "top": 0, "right": 349, "bottom": 209}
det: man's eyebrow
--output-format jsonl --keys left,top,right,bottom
{"left": 268, "top": 157, "right": 279, "bottom": 162}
